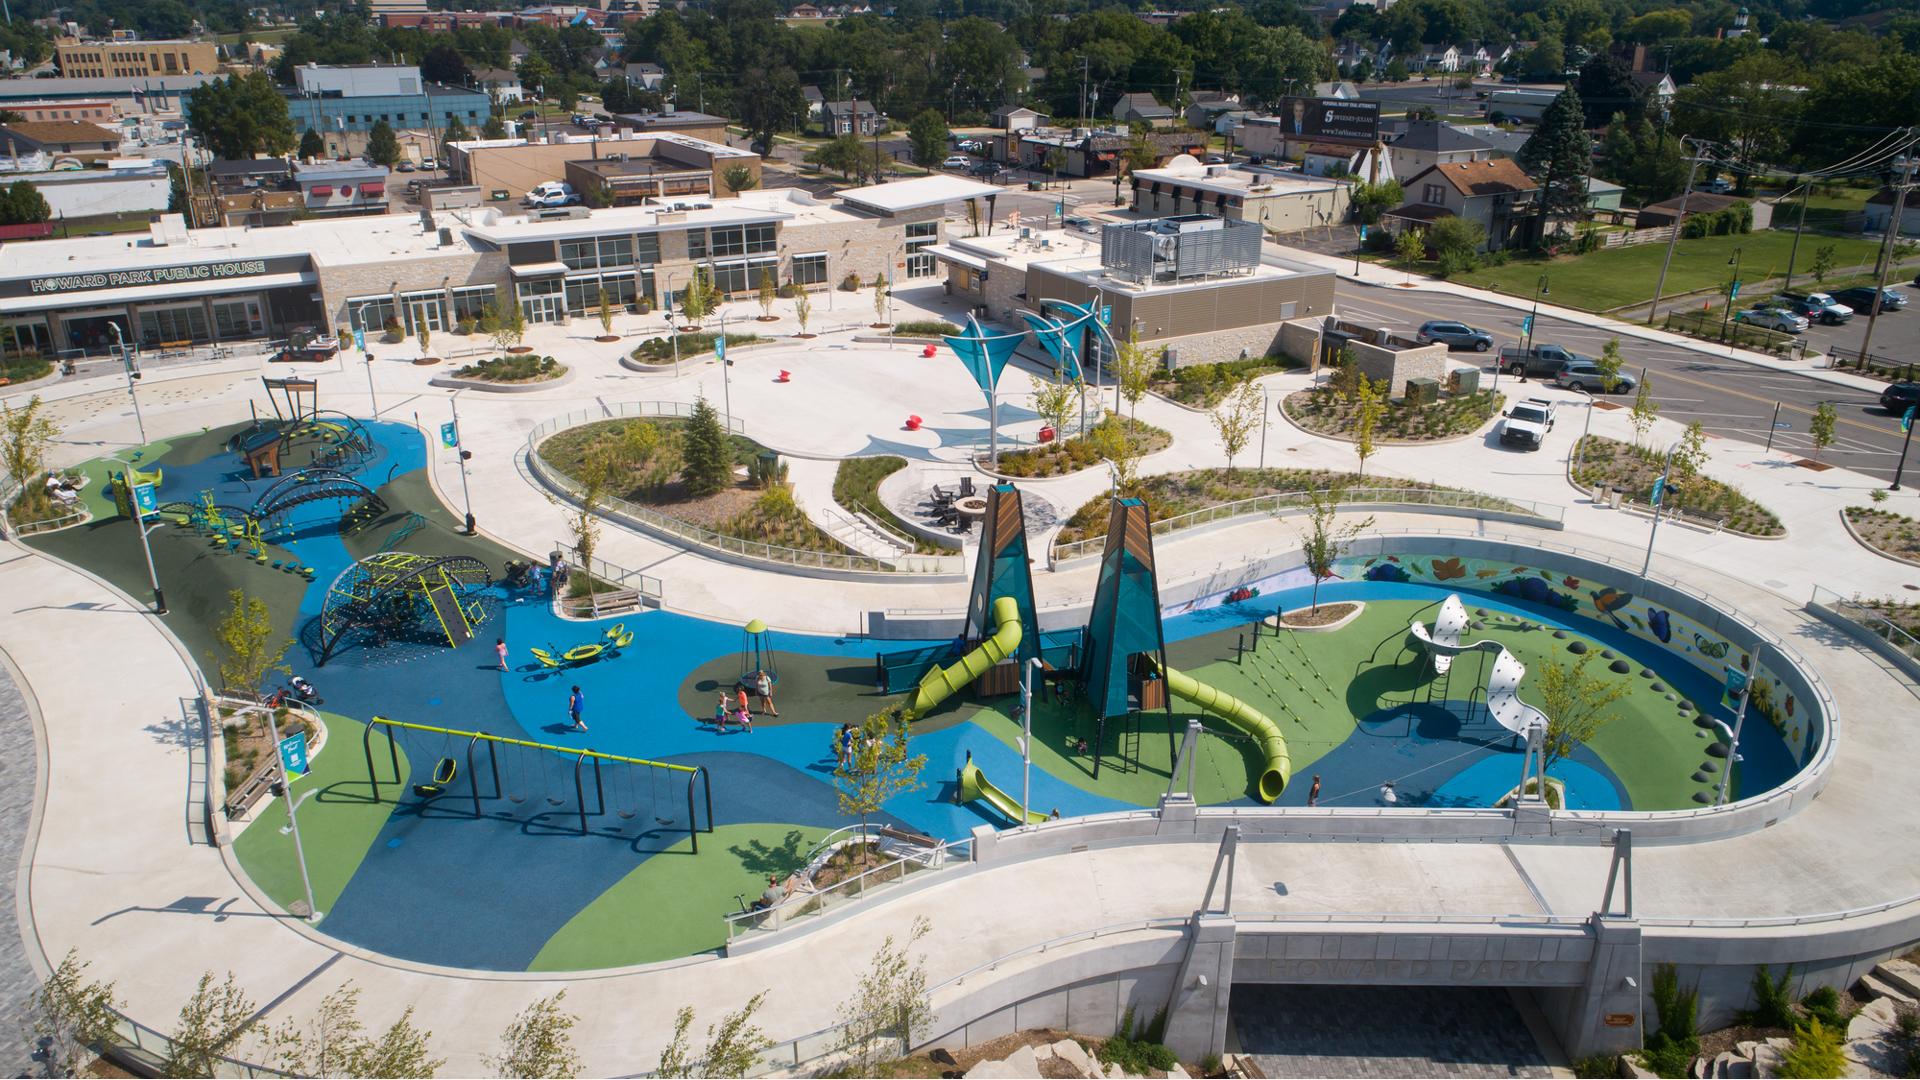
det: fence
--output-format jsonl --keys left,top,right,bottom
{"left": 1661, "top": 310, "right": 1811, "bottom": 360}
{"left": 1600, "top": 224, "right": 1674, "bottom": 248}
{"left": 1047, "top": 487, "right": 1565, "bottom": 565}
{"left": 526, "top": 405, "right": 966, "bottom": 577}
{"left": 723, "top": 829, "right": 973, "bottom": 947}
{"left": 1826, "top": 347, "right": 1916, "bottom": 383}
{"left": 0, "top": 470, "right": 88, "bottom": 538}
{"left": 552, "top": 540, "right": 663, "bottom": 615}
{"left": 1808, "top": 584, "right": 1920, "bottom": 675}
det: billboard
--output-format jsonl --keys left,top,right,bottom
{"left": 1277, "top": 97, "right": 1381, "bottom": 144}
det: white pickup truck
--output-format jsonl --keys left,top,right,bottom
{"left": 1498, "top": 397, "right": 1558, "bottom": 451}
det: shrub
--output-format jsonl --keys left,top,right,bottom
{"left": 630, "top": 332, "right": 761, "bottom": 363}
{"left": 1099, "top": 1007, "right": 1177, "bottom": 1076}
{"left": 840, "top": 271, "right": 862, "bottom": 291}
{"left": 1778, "top": 1017, "right": 1846, "bottom": 1079}
{"left": 1800, "top": 984, "right": 1849, "bottom": 1029}
{"left": 1740, "top": 964, "right": 1797, "bottom": 1030}
{"left": 747, "top": 452, "right": 787, "bottom": 489}
{"left": 1435, "top": 249, "right": 1479, "bottom": 278}
{"left": 891, "top": 320, "right": 960, "bottom": 338}
{"left": 454, "top": 354, "right": 560, "bottom": 381}
{"left": 1573, "top": 1055, "right": 1621, "bottom": 1079}
{"left": 1636, "top": 964, "right": 1700, "bottom": 1079}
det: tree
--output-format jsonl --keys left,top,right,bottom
{"left": 757, "top": 269, "right": 777, "bottom": 320}
{"left": 1594, "top": 337, "right": 1625, "bottom": 393}
{"left": 1521, "top": 35, "right": 1563, "bottom": 80}
{"left": 1517, "top": 88, "right": 1592, "bottom": 238}
{"left": 836, "top": 916, "right": 934, "bottom": 1074}
{"left": 736, "top": 65, "right": 806, "bottom": 152}
{"left": 439, "top": 115, "right": 469, "bottom": 164}
{"left": 1809, "top": 244, "right": 1836, "bottom": 284}
{"left": 1424, "top": 215, "right": 1486, "bottom": 260}
{"left": 680, "top": 269, "right": 714, "bottom": 327}
{"left": 186, "top": 72, "right": 295, "bottom": 160}
{"left": 1296, "top": 485, "right": 1372, "bottom": 614}
{"left": 1043, "top": 147, "right": 1067, "bottom": 188}
{"left": 1673, "top": 420, "right": 1709, "bottom": 485}
{"left": 793, "top": 291, "right": 813, "bottom": 336}
{"left": 164, "top": 973, "right": 255, "bottom": 1078}
{"left": 484, "top": 300, "right": 525, "bottom": 354}
{"left": 419, "top": 43, "right": 470, "bottom": 86}
{"left": 680, "top": 395, "right": 733, "bottom": 497}
{"left": 560, "top": 448, "right": 611, "bottom": 574}
{"left": 210, "top": 589, "right": 290, "bottom": 697}
{"left": 1384, "top": 57, "right": 1409, "bottom": 82}
{"left": 833, "top": 709, "right": 926, "bottom": 864}
{"left": 1112, "top": 328, "right": 1157, "bottom": 429}
{"left": 269, "top": 983, "right": 443, "bottom": 1079}
{"left": 1536, "top": 656, "right": 1628, "bottom": 774}
{"left": 1810, "top": 401, "right": 1837, "bottom": 462}
{"left": 1629, "top": 377, "right": 1659, "bottom": 446}
{"left": 482, "top": 114, "right": 508, "bottom": 140}
{"left": 1600, "top": 116, "right": 1686, "bottom": 205}
{"left": 298, "top": 127, "right": 326, "bottom": 161}
{"left": 0, "top": 395, "right": 56, "bottom": 498}
{"left": 807, "top": 134, "right": 866, "bottom": 179}
{"left": 872, "top": 274, "right": 888, "bottom": 326}
{"left": 1575, "top": 52, "right": 1640, "bottom": 128}
{"left": 1088, "top": 418, "right": 1144, "bottom": 495}
{"left": 1352, "top": 376, "right": 1385, "bottom": 477}
{"left": 1395, "top": 227, "right": 1426, "bottom": 279}
{"left": 597, "top": 285, "right": 615, "bottom": 337}
{"left": 1674, "top": 54, "right": 1805, "bottom": 189}
{"left": 0, "top": 180, "right": 48, "bottom": 227}
{"left": 655, "top": 992, "right": 773, "bottom": 1079}
{"left": 1210, "top": 377, "right": 1263, "bottom": 476}
{"left": 1032, "top": 368, "right": 1079, "bottom": 437}
{"left": 1347, "top": 179, "right": 1403, "bottom": 226}
{"left": 32, "top": 950, "right": 121, "bottom": 1079}
{"left": 720, "top": 165, "right": 757, "bottom": 193}
{"left": 1778, "top": 1018, "right": 1847, "bottom": 1080}
{"left": 488, "top": 991, "right": 581, "bottom": 1079}
{"left": 907, "top": 108, "right": 949, "bottom": 168}
{"left": 365, "top": 120, "right": 400, "bottom": 168}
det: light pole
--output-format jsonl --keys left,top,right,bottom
{"left": 449, "top": 391, "right": 476, "bottom": 534}
{"left": 1858, "top": 152, "right": 1916, "bottom": 367}
{"left": 1718, "top": 246, "right": 1744, "bottom": 341}
{"left": 1523, "top": 274, "right": 1549, "bottom": 358}
{"left": 1640, "top": 443, "right": 1677, "bottom": 579}
{"left": 1649, "top": 137, "right": 1711, "bottom": 325}
{"left": 106, "top": 323, "right": 146, "bottom": 445}
{"left": 1894, "top": 407, "right": 1916, "bottom": 491}
{"left": 110, "top": 455, "right": 167, "bottom": 614}
{"left": 262, "top": 705, "right": 321, "bottom": 920}
{"left": 1020, "top": 657, "right": 1043, "bottom": 820}
{"left": 1258, "top": 385, "right": 1272, "bottom": 469}
{"left": 718, "top": 309, "right": 733, "bottom": 433}
{"left": 1715, "top": 646, "right": 1762, "bottom": 806}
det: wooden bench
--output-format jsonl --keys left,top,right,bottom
{"left": 222, "top": 759, "right": 280, "bottom": 819}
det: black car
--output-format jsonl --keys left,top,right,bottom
{"left": 1834, "top": 286, "right": 1909, "bottom": 313}
{"left": 1881, "top": 382, "right": 1920, "bottom": 414}
{"left": 1416, "top": 320, "right": 1495, "bottom": 352}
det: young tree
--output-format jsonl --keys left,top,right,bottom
{"left": 1043, "top": 147, "right": 1066, "bottom": 188}
{"left": 483, "top": 300, "right": 525, "bottom": 354}
{"left": 1778, "top": 1017, "right": 1847, "bottom": 1080}
{"left": 488, "top": 991, "right": 581, "bottom": 1079}
{"left": 1031, "top": 368, "right": 1079, "bottom": 438}
{"left": 793, "top": 291, "right": 813, "bottom": 335}
{"left": 164, "top": 972, "right": 255, "bottom": 1078}
{"left": 655, "top": 992, "right": 773, "bottom": 1079}
{"left": 365, "top": 120, "right": 401, "bottom": 168}
{"left": 481, "top": 114, "right": 508, "bottom": 140}
{"left": 1517, "top": 87, "right": 1593, "bottom": 238}
{"left": 907, "top": 108, "right": 949, "bottom": 168}
{"left": 268, "top": 983, "right": 443, "bottom": 1079}
{"left": 1112, "top": 328, "right": 1157, "bottom": 429}
{"left": 680, "top": 268, "right": 714, "bottom": 328}
{"left": 32, "top": 950, "right": 121, "bottom": 1079}
{"left": 1210, "top": 377, "right": 1263, "bottom": 476}
{"left": 596, "top": 284, "right": 615, "bottom": 337}
{"left": 1395, "top": 227, "right": 1426, "bottom": 280}
{"left": 1809, "top": 244, "right": 1836, "bottom": 284}
{"left": 1088, "top": 417, "right": 1144, "bottom": 494}
{"left": 1629, "top": 376, "right": 1660, "bottom": 446}
{"left": 1352, "top": 376, "right": 1385, "bottom": 477}
{"left": 721, "top": 165, "right": 758, "bottom": 193}
{"left": 756, "top": 268, "right": 777, "bottom": 320}
{"left": 1347, "top": 179, "right": 1404, "bottom": 226}
{"left": 1, "top": 394, "right": 57, "bottom": 496}
{"left": 1536, "top": 656, "right": 1628, "bottom": 774}
{"left": 1296, "top": 485, "right": 1372, "bottom": 614}
{"left": 807, "top": 134, "right": 866, "bottom": 178}
{"left": 210, "top": 588, "right": 290, "bottom": 697}
{"left": 438, "top": 115, "right": 468, "bottom": 164}
{"left": 298, "top": 127, "right": 326, "bottom": 161}
{"left": 1594, "top": 337, "right": 1626, "bottom": 393}
{"left": 1673, "top": 420, "right": 1709, "bottom": 485}
{"left": 680, "top": 395, "right": 733, "bottom": 497}
{"left": 872, "top": 274, "right": 889, "bottom": 326}
{"left": 560, "top": 448, "right": 613, "bottom": 576}
{"left": 1810, "top": 401, "right": 1837, "bottom": 462}
{"left": 836, "top": 917, "right": 934, "bottom": 1074}
{"left": 832, "top": 709, "right": 926, "bottom": 862}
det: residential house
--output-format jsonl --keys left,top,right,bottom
{"left": 1416, "top": 45, "right": 1462, "bottom": 73}
{"left": 474, "top": 67, "right": 525, "bottom": 103}
{"left": 1586, "top": 178, "right": 1624, "bottom": 214}
{"left": 1866, "top": 187, "right": 1920, "bottom": 237}
{"left": 789, "top": 3, "right": 825, "bottom": 16}
{"left": 990, "top": 105, "right": 1045, "bottom": 134}
{"left": 1386, "top": 159, "right": 1540, "bottom": 251}
{"left": 801, "top": 84, "right": 825, "bottom": 121}
{"left": 823, "top": 100, "right": 881, "bottom": 136}
{"left": 1629, "top": 69, "right": 1676, "bottom": 120}
{"left": 1386, "top": 120, "right": 1492, "bottom": 181}
{"left": 1635, "top": 192, "right": 1771, "bottom": 231}
{"left": 0, "top": 120, "right": 120, "bottom": 167}
{"left": 1311, "top": 81, "right": 1363, "bottom": 100}
{"left": 1112, "top": 92, "right": 1175, "bottom": 128}
{"left": 1184, "top": 92, "right": 1242, "bottom": 132}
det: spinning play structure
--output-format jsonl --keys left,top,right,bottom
{"left": 317, "top": 551, "right": 495, "bottom": 664}
{"left": 531, "top": 623, "right": 635, "bottom": 669}
{"left": 1409, "top": 594, "right": 1548, "bottom": 739}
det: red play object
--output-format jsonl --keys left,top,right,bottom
{"left": 905, "top": 415, "right": 923, "bottom": 431}
{"left": 1038, "top": 425, "right": 1056, "bottom": 443}
{"left": 921, "top": 343, "right": 937, "bottom": 358}
{"left": 777, "top": 369, "right": 791, "bottom": 382}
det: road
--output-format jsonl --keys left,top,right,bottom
{"left": 1334, "top": 280, "right": 1911, "bottom": 481}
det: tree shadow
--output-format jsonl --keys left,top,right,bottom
{"left": 728, "top": 828, "right": 814, "bottom": 877}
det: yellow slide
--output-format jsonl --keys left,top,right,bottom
{"left": 1155, "top": 661, "right": 1292, "bottom": 803}
{"left": 907, "top": 596, "right": 1024, "bottom": 717}
{"left": 958, "top": 759, "right": 1049, "bottom": 825}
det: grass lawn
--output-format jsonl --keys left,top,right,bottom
{"left": 1452, "top": 231, "right": 1887, "bottom": 312}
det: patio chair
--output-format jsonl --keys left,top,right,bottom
{"left": 959, "top": 476, "right": 976, "bottom": 497}
{"left": 954, "top": 514, "right": 973, "bottom": 536}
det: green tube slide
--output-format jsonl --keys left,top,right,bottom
{"left": 958, "top": 759, "right": 1049, "bottom": 825}
{"left": 1155, "top": 662, "right": 1292, "bottom": 803}
{"left": 907, "top": 596, "right": 1024, "bottom": 717}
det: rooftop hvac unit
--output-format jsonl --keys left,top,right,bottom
{"left": 438, "top": 226, "right": 453, "bottom": 246}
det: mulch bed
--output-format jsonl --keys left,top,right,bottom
{"left": 1845, "top": 506, "right": 1920, "bottom": 561}
{"left": 1281, "top": 602, "right": 1358, "bottom": 627}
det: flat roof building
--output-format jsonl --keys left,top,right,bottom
{"left": 54, "top": 39, "right": 220, "bottom": 79}
{"left": 0, "top": 120, "right": 122, "bottom": 167}
{"left": 0, "top": 75, "right": 218, "bottom": 116}
{"left": 452, "top": 131, "right": 759, "bottom": 202}
{"left": 1131, "top": 158, "right": 1352, "bottom": 234}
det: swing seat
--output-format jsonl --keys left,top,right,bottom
{"left": 612, "top": 630, "right": 634, "bottom": 649}
{"left": 604, "top": 623, "right": 626, "bottom": 642}
{"left": 530, "top": 647, "right": 563, "bottom": 669}
{"left": 433, "top": 757, "right": 457, "bottom": 784}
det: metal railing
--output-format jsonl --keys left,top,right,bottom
{"left": 1049, "top": 487, "right": 1565, "bottom": 565}
{"left": 0, "top": 470, "right": 88, "bottom": 537}
{"left": 527, "top": 406, "right": 966, "bottom": 576}
{"left": 99, "top": 1009, "right": 291, "bottom": 1078}
{"left": 1661, "top": 310, "right": 1812, "bottom": 361}
{"left": 1809, "top": 585, "right": 1920, "bottom": 666}
{"left": 724, "top": 833, "right": 971, "bottom": 945}
{"left": 552, "top": 540, "right": 664, "bottom": 612}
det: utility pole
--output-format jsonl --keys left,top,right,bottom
{"left": 1648, "top": 138, "right": 1710, "bottom": 326}
{"left": 1079, "top": 56, "right": 1090, "bottom": 128}
{"left": 1782, "top": 177, "right": 1810, "bottom": 293}
{"left": 1859, "top": 149, "right": 1917, "bottom": 366}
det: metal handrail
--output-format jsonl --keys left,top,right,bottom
{"left": 526, "top": 406, "right": 966, "bottom": 576}
{"left": 724, "top": 836, "right": 972, "bottom": 942}
{"left": 1809, "top": 585, "right": 1920, "bottom": 664}
{"left": 1049, "top": 487, "right": 1565, "bottom": 564}
{"left": 551, "top": 540, "right": 664, "bottom": 602}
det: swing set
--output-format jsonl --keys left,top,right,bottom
{"left": 362, "top": 716, "right": 714, "bottom": 851}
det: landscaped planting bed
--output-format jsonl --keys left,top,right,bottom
{"left": 890, "top": 320, "right": 961, "bottom": 338}
{"left": 1844, "top": 505, "right": 1920, "bottom": 563}
{"left": 832, "top": 456, "right": 949, "bottom": 554}
{"left": 989, "top": 415, "right": 1172, "bottom": 479}
{"left": 630, "top": 332, "right": 762, "bottom": 363}
{"left": 1571, "top": 435, "right": 1784, "bottom": 537}
{"left": 453, "top": 354, "right": 566, "bottom": 382}
{"left": 1151, "top": 357, "right": 1294, "bottom": 407}
{"left": 0, "top": 354, "right": 53, "bottom": 385}
{"left": 1284, "top": 387, "right": 1504, "bottom": 441}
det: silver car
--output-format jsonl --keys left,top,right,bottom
{"left": 1738, "top": 306, "right": 1810, "bottom": 334}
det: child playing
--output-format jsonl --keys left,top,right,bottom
{"left": 734, "top": 702, "right": 754, "bottom": 733}
{"left": 714, "top": 692, "right": 731, "bottom": 731}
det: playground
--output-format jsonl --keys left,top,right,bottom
{"left": 15, "top": 387, "right": 1816, "bottom": 974}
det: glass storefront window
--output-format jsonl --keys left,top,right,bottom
{"left": 211, "top": 300, "right": 263, "bottom": 339}
{"left": 450, "top": 285, "right": 499, "bottom": 323}
{"left": 791, "top": 252, "right": 827, "bottom": 286}
{"left": 138, "top": 304, "right": 210, "bottom": 347}
{"left": 347, "top": 296, "right": 398, "bottom": 333}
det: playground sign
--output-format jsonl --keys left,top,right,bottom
{"left": 132, "top": 482, "right": 157, "bottom": 517}
{"left": 278, "top": 731, "right": 309, "bottom": 780}
{"left": 440, "top": 421, "right": 459, "bottom": 449}
{"left": 1100, "top": 305, "right": 1111, "bottom": 326}
{"left": 353, "top": 327, "right": 365, "bottom": 351}
{"left": 1650, "top": 476, "right": 1666, "bottom": 507}
{"left": 1904, "top": 406, "right": 1915, "bottom": 434}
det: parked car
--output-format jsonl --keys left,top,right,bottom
{"left": 1497, "top": 342, "right": 1589, "bottom": 378}
{"left": 396, "top": 160, "right": 416, "bottom": 172}
{"left": 1416, "top": 320, "right": 1494, "bottom": 352}
{"left": 1204, "top": 154, "right": 1227, "bottom": 164}
{"left": 420, "top": 156, "right": 437, "bottom": 170}
{"left": 1553, "top": 360, "right": 1637, "bottom": 394}
{"left": 942, "top": 155, "right": 972, "bottom": 169}
{"left": 1778, "top": 292, "right": 1854, "bottom": 324}
{"left": 1881, "top": 382, "right": 1920, "bottom": 414}
{"left": 518, "top": 109, "right": 539, "bottom": 122}
{"left": 1498, "top": 397, "right": 1558, "bottom": 449}
{"left": 1499, "top": 75, "right": 1522, "bottom": 84}
{"left": 958, "top": 139, "right": 985, "bottom": 152}
{"left": 1833, "top": 286, "right": 1909, "bottom": 314}
{"left": 1736, "top": 306, "right": 1811, "bottom": 334}
{"left": 1702, "top": 177, "right": 1733, "bottom": 194}
{"left": 969, "top": 161, "right": 1002, "bottom": 178}
{"left": 522, "top": 180, "right": 578, "bottom": 208}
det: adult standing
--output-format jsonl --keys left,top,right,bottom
{"left": 568, "top": 684, "right": 587, "bottom": 731}
{"left": 1307, "top": 774, "right": 1322, "bottom": 807}
{"left": 753, "top": 670, "right": 779, "bottom": 717}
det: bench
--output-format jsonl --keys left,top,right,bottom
{"left": 222, "top": 759, "right": 280, "bottom": 819}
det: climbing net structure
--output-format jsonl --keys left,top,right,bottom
{"left": 316, "top": 551, "right": 495, "bottom": 665}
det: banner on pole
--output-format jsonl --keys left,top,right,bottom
{"left": 440, "top": 421, "right": 458, "bottom": 449}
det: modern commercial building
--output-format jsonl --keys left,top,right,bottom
{"left": 928, "top": 215, "right": 1334, "bottom": 367}
{"left": 1130, "top": 159, "right": 1351, "bottom": 234}
{"left": 451, "top": 131, "right": 760, "bottom": 202}
{"left": 1009, "top": 127, "right": 1205, "bottom": 179}
{"left": 0, "top": 121, "right": 122, "bottom": 167}
{"left": 285, "top": 64, "right": 492, "bottom": 158}
{"left": 607, "top": 109, "right": 732, "bottom": 144}
{"left": 0, "top": 175, "right": 997, "bottom": 357}
{"left": 293, "top": 161, "right": 392, "bottom": 218}
{"left": 9, "top": 159, "right": 171, "bottom": 219}
{"left": 54, "top": 39, "right": 221, "bottom": 79}
{"left": 3, "top": 100, "right": 116, "bottom": 124}
{"left": 0, "top": 75, "right": 219, "bottom": 117}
